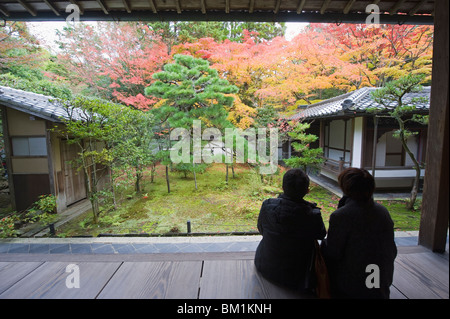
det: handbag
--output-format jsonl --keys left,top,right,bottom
{"left": 314, "top": 240, "right": 331, "bottom": 299}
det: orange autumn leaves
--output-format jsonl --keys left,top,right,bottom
{"left": 58, "top": 22, "right": 433, "bottom": 129}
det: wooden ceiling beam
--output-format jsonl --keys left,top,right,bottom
{"left": 225, "top": 0, "right": 230, "bottom": 14}
{"left": 175, "top": 0, "right": 181, "bottom": 14}
{"left": 249, "top": 0, "right": 255, "bottom": 13}
{"left": 320, "top": 0, "right": 332, "bottom": 14}
{"left": 200, "top": 0, "right": 206, "bottom": 14}
{"left": 0, "top": 4, "right": 10, "bottom": 17}
{"left": 147, "top": 0, "right": 157, "bottom": 13}
{"left": 409, "top": 0, "right": 428, "bottom": 16}
{"left": 17, "top": 0, "right": 37, "bottom": 16}
{"left": 274, "top": 0, "right": 281, "bottom": 14}
{"left": 68, "top": 1, "right": 84, "bottom": 14}
{"left": 122, "top": 0, "right": 132, "bottom": 13}
{"left": 389, "top": 0, "right": 407, "bottom": 15}
{"left": 343, "top": 0, "right": 356, "bottom": 14}
{"left": 96, "top": 0, "right": 109, "bottom": 14}
{"left": 42, "top": 0, "right": 60, "bottom": 16}
{"left": 296, "top": 0, "right": 306, "bottom": 14}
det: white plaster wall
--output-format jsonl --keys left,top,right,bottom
{"left": 351, "top": 117, "right": 363, "bottom": 168}
{"left": 376, "top": 131, "right": 419, "bottom": 167}
{"left": 376, "top": 133, "right": 387, "bottom": 166}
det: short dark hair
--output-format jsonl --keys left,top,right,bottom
{"left": 282, "top": 168, "right": 310, "bottom": 199}
{"left": 338, "top": 167, "right": 375, "bottom": 201}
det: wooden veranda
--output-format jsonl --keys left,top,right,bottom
{"left": 0, "top": 245, "right": 448, "bottom": 299}
{"left": 1, "top": 0, "right": 447, "bottom": 252}
{"left": 0, "top": 0, "right": 447, "bottom": 303}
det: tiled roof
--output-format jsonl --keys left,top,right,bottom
{"left": 290, "top": 86, "right": 431, "bottom": 121}
{"left": 0, "top": 85, "right": 75, "bottom": 122}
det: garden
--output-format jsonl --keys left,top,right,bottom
{"left": 0, "top": 21, "right": 431, "bottom": 238}
{"left": 55, "top": 163, "right": 421, "bottom": 237}
{"left": 1, "top": 161, "right": 422, "bottom": 238}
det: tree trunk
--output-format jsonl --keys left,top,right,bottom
{"left": 193, "top": 162, "right": 198, "bottom": 190}
{"left": 78, "top": 142, "right": 99, "bottom": 224}
{"left": 89, "top": 159, "right": 100, "bottom": 223}
{"left": 165, "top": 165, "right": 170, "bottom": 193}
{"left": 83, "top": 165, "right": 98, "bottom": 224}
{"left": 398, "top": 120, "right": 422, "bottom": 210}
{"left": 85, "top": 165, "right": 99, "bottom": 224}
{"left": 151, "top": 163, "right": 156, "bottom": 183}
{"left": 135, "top": 172, "right": 142, "bottom": 193}
{"left": 109, "top": 166, "right": 117, "bottom": 209}
{"left": 408, "top": 166, "right": 421, "bottom": 210}
{"left": 226, "top": 164, "right": 229, "bottom": 183}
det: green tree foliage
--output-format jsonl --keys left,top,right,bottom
{"left": 145, "top": 54, "right": 239, "bottom": 189}
{"left": 0, "top": 22, "right": 42, "bottom": 71}
{"left": 56, "top": 96, "right": 159, "bottom": 221}
{"left": 146, "top": 54, "right": 238, "bottom": 128}
{"left": 0, "top": 73, "right": 72, "bottom": 100}
{"left": 0, "top": 22, "right": 72, "bottom": 99}
{"left": 283, "top": 121, "right": 324, "bottom": 172}
{"left": 147, "top": 21, "right": 285, "bottom": 53}
{"left": 106, "top": 106, "right": 158, "bottom": 194}
{"left": 57, "top": 97, "right": 114, "bottom": 223}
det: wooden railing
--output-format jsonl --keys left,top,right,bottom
{"left": 320, "top": 157, "right": 351, "bottom": 174}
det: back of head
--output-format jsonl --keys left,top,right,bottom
{"left": 282, "top": 168, "right": 310, "bottom": 200}
{"left": 338, "top": 167, "right": 375, "bottom": 202}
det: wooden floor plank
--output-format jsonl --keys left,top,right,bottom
{"left": 389, "top": 285, "right": 407, "bottom": 299}
{"left": 394, "top": 252, "right": 449, "bottom": 299}
{"left": 0, "top": 262, "right": 43, "bottom": 295}
{"left": 0, "top": 247, "right": 447, "bottom": 299}
{"left": 257, "top": 272, "right": 316, "bottom": 299}
{"left": 199, "top": 260, "right": 265, "bottom": 299}
{"left": 393, "top": 263, "right": 446, "bottom": 299}
{"left": 97, "top": 261, "right": 202, "bottom": 299}
{"left": 199, "top": 260, "right": 307, "bottom": 299}
{"left": 164, "top": 261, "right": 203, "bottom": 299}
{"left": 0, "top": 262, "right": 121, "bottom": 299}
{"left": 0, "top": 251, "right": 255, "bottom": 263}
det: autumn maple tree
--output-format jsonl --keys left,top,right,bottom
{"left": 0, "top": 22, "right": 42, "bottom": 70}
{"left": 311, "top": 23, "right": 433, "bottom": 87}
{"left": 57, "top": 22, "right": 169, "bottom": 110}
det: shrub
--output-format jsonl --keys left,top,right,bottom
{"left": 0, "top": 216, "right": 18, "bottom": 238}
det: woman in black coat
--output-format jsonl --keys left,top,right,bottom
{"left": 254, "top": 169, "right": 327, "bottom": 292}
{"left": 321, "top": 168, "right": 397, "bottom": 299}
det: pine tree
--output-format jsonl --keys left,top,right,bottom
{"left": 283, "top": 121, "right": 324, "bottom": 172}
{"left": 371, "top": 74, "right": 428, "bottom": 210}
{"left": 145, "top": 54, "right": 238, "bottom": 190}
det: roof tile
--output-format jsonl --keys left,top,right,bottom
{"left": 290, "top": 86, "right": 430, "bottom": 121}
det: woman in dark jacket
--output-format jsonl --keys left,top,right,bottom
{"left": 254, "top": 169, "right": 327, "bottom": 292}
{"left": 322, "top": 168, "right": 397, "bottom": 299}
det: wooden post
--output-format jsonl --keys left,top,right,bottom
{"left": 45, "top": 121, "right": 56, "bottom": 198}
{"left": 371, "top": 116, "right": 378, "bottom": 177}
{"left": 0, "top": 106, "right": 16, "bottom": 211}
{"left": 338, "top": 157, "right": 344, "bottom": 173}
{"left": 418, "top": 0, "right": 449, "bottom": 252}
{"left": 187, "top": 220, "right": 191, "bottom": 234}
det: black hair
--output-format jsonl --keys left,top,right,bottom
{"left": 338, "top": 167, "right": 375, "bottom": 201}
{"left": 282, "top": 168, "right": 310, "bottom": 199}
